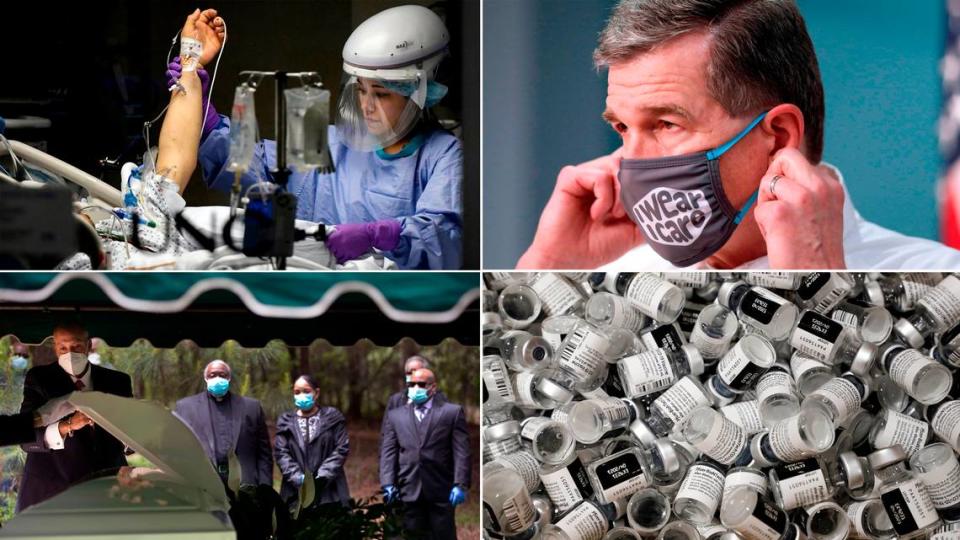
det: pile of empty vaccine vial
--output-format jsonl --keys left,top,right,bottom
{"left": 481, "top": 272, "right": 960, "bottom": 540}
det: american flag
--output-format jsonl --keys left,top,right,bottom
{"left": 940, "top": 0, "right": 960, "bottom": 246}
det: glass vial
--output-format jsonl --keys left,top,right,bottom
{"left": 869, "top": 445, "right": 942, "bottom": 540}
{"left": 751, "top": 408, "right": 836, "bottom": 466}
{"left": 646, "top": 375, "right": 713, "bottom": 436}
{"left": 799, "top": 501, "right": 850, "bottom": 540}
{"left": 556, "top": 322, "right": 613, "bottom": 388}
{"left": 864, "top": 272, "right": 942, "bottom": 312}
{"left": 483, "top": 467, "right": 539, "bottom": 539}
{"left": 707, "top": 334, "right": 777, "bottom": 403}
{"left": 585, "top": 291, "right": 646, "bottom": 333}
{"left": 528, "top": 272, "right": 587, "bottom": 317}
{"left": 617, "top": 345, "right": 705, "bottom": 399}
{"left": 910, "top": 442, "right": 960, "bottom": 522}
{"left": 757, "top": 362, "right": 801, "bottom": 428}
{"left": 718, "top": 281, "right": 799, "bottom": 341}
{"left": 846, "top": 499, "right": 895, "bottom": 540}
{"left": 680, "top": 406, "right": 750, "bottom": 466}
{"left": 795, "top": 272, "right": 855, "bottom": 314}
{"left": 539, "top": 453, "right": 594, "bottom": 514}
{"left": 689, "top": 303, "right": 739, "bottom": 361}
{"left": 894, "top": 274, "right": 960, "bottom": 348}
{"left": 789, "top": 310, "right": 877, "bottom": 368}
{"left": 626, "top": 487, "right": 672, "bottom": 535}
{"left": 540, "top": 499, "right": 612, "bottom": 540}
{"left": 928, "top": 399, "right": 960, "bottom": 452}
{"left": 802, "top": 372, "right": 869, "bottom": 425}
{"left": 499, "top": 283, "right": 542, "bottom": 330}
{"left": 567, "top": 397, "right": 638, "bottom": 444}
{"left": 484, "top": 420, "right": 523, "bottom": 462}
{"left": 585, "top": 447, "right": 652, "bottom": 504}
{"left": 614, "top": 273, "right": 686, "bottom": 323}
{"left": 673, "top": 460, "right": 726, "bottom": 525}
{"left": 720, "top": 486, "right": 790, "bottom": 540}
{"left": 520, "top": 417, "right": 575, "bottom": 465}
{"left": 868, "top": 408, "right": 931, "bottom": 458}
{"left": 880, "top": 345, "right": 952, "bottom": 405}
{"left": 486, "top": 330, "right": 555, "bottom": 372}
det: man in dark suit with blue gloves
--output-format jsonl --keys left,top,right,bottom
{"left": 379, "top": 368, "right": 471, "bottom": 540}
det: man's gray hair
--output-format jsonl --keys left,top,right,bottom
{"left": 204, "top": 359, "right": 232, "bottom": 378}
{"left": 404, "top": 355, "right": 430, "bottom": 371}
{"left": 595, "top": 0, "right": 824, "bottom": 162}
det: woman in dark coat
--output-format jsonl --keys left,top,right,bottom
{"left": 274, "top": 375, "right": 350, "bottom": 511}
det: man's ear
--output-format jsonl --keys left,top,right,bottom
{"left": 760, "top": 103, "right": 804, "bottom": 158}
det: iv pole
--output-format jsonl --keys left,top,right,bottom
{"left": 237, "top": 70, "right": 318, "bottom": 270}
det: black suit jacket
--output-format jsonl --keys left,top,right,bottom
{"left": 0, "top": 412, "right": 35, "bottom": 447}
{"left": 17, "top": 363, "right": 132, "bottom": 512}
{"left": 379, "top": 395, "right": 471, "bottom": 503}
{"left": 174, "top": 391, "right": 273, "bottom": 486}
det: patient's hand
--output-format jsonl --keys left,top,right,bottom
{"left": 197, "top": 9, "right": 226, "bottom": 66}
{"left": 179, "top": 9, "right": 225, "bottom": 67}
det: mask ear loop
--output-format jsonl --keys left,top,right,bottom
{"left": 706, "top": 111, "right": 768, "bottom": 224}
{"left": 733, "top": 191, "right": 759, "bottom": 224}
{"left": 706, "top": 112, "right": 768, "bottom": 161}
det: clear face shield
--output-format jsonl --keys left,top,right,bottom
{"left": 335, "top": 71, "right": 428, "bottom": 152}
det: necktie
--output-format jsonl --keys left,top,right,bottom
{"left": 74, "top": 379, "right": 85, "bottom": 391}
{"left": 416, "top": 405, "right": 427, "bottom": 423}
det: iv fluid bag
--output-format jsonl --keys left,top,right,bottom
{"left": 227, "top": 84, "right": 259, "bottom": 173}
{"left": 284, "top": 87, "right": 333, "bottom": 173}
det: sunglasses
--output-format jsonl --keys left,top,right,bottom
{"left": 407, "top": 381, "right": 429, "bottom": 388}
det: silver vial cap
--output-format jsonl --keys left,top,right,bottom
{"left": 838, "top": 451, "right": 865, "bottom": 490}
{"left": 536, "top": 377, "right": 574, "bottom": 404}
{"left": 717, "top": 280, "right": 746, "bottom": 309}
{"left": 868, "top": 445, "right": 907, "bottom": 470}
{"left": 683, "top": 344, "right": 706, "bottom": 376}
{"left": 750, "top": 433, "right": 777, "bottom": 468}
{"left": 864, "top": 281, "right": 885, "bottom": 306}
{"left": 628, "top": 419, "right": 657, "bottom": 448}
{"left": 484, "top": 420, "right": 520, "bottom": 442}
{"left": 893, "top": 318, "right": 925, "bottom": 349}
{"left": 652, "top": 438, "right": 681, "bottom": 475}
{"left": 851, "top": 343, "right": 878, "bottom": 376}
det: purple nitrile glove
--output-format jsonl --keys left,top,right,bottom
{"left": 327, "top": 219, "right": 402, "bottom": 264}
{"left": 165, "top": 57, "right": 219, "bottom": 140}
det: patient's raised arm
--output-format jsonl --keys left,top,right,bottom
{"left": 155, "top": 9, "right": 225, "bottom": 192}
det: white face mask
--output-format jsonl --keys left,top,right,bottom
{"left": 58, "top": 352, "right": 88, "bottom": 376}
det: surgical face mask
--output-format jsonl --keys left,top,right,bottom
{"left": 294, "top": 392, "right": 316, "bottom": 411}
{"left": 618, "top": 112, "right": 767, "bottom": 267}
{"left": 58, "top": 352, "right": 88, "bottom": 377}
{"left": 408, "top": 386, "right": 430, "bottom": 405}
{"left": 206, "top": 376, "right": 230, "bottom": 398}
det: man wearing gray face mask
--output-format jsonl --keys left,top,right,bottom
{"left": 517, "top": 0, "right": 960, "bottom": 270}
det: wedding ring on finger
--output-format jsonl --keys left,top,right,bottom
{"left": 769, "top": 175, "right": 782, "bottom": 197}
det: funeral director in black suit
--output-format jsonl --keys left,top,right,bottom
{"left": 17, "top": 320, "right": 133, "bottom": 512}
{"left": 379, "top": 368, "right": 471, "bottom": 540}
{"left": 174, "top": 359, "right": 273, "bottom": 487}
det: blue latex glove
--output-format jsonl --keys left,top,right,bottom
{"left": 294, "top": 473, "right": 305, "bottom": 487}
{"left": 449, "top": 486, "right": 466, "bottom": 507}
{"left": 383, "top": 485, "right": 399, "bottom": 504}
{"left": 165, "top": 57, "right": 219, "bottom": 139}
{"left": 327, "top": 220, "right": 402, "bottom": 264}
